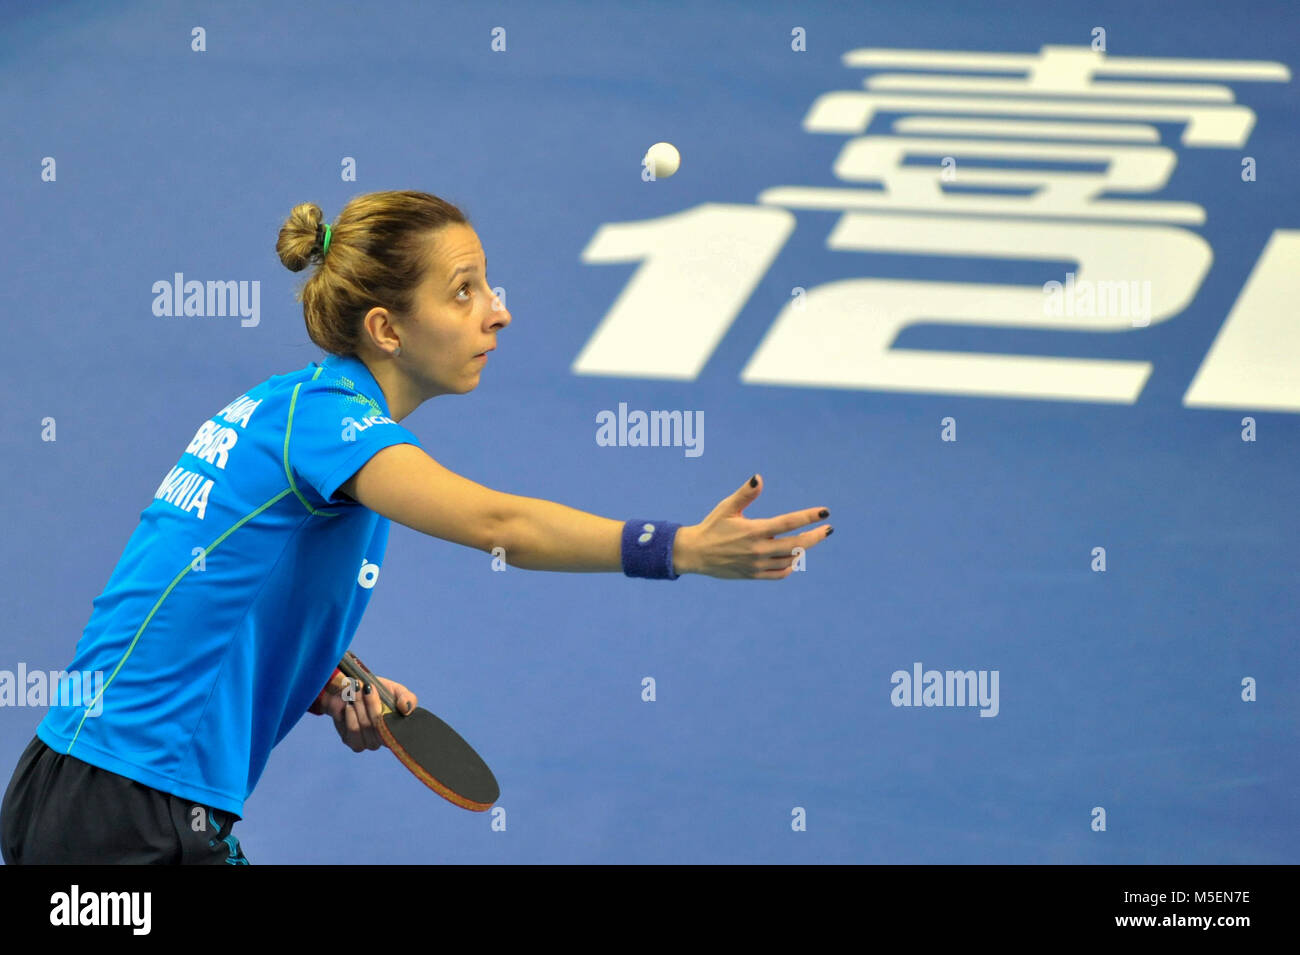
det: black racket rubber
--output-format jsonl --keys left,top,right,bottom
{"left": 338, "top": 652, "right": 499, "bottom": 811}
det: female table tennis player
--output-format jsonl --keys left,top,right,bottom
{"left": 0, "top": 190, "right": 832, "bottom": 864}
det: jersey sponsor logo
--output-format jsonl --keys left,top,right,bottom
{"left": 341, "top": 414, "right": 398, "bottom": 442}
{"left": 357, "top": 557, "right": 380, "bottom": 589}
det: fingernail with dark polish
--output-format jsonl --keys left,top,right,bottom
{"left": 750, "top": 475, "right": 758, "bottom": 488}
{"left": 818, "top": 509, "right": 828, "bottom": 519}
{"left": 363, "top": 683, "right": 372, "bottom": 695}
{"left": 825, "top": 526, "right": 833, "bottom": 537}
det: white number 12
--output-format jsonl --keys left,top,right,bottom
{"left": 577, "top": 203, "right": 1298, "bottom": 412}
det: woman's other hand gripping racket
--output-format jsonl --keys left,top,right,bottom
{"left": 308, "top": 664, "right": 418, "bottom": 752}
{"left": 311, "top": 653, "right": 500, "bottom": 811}
{"left": 674, "top": 474, "right": 832, "bottom": 580}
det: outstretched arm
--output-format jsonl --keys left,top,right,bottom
{"left": 340, "top": 445, "right": 831, "bottom": 579}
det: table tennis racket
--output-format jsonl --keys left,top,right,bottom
{"left": 337, "top": 651, "right": 499, "bottom": 812}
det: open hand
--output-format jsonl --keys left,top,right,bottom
{"left": 675, "top": 474, "right": 832, "bottom": 580}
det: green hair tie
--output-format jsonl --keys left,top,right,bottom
{"left": 321, "top": 223, "right": 332, "bottom": 255}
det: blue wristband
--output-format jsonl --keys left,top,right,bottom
{"left": 621, "top": 519, "right": 682, "bottom": 580}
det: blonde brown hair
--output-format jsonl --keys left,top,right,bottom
{"left": 276, "top": 190, "right": 469, "bottom": 355}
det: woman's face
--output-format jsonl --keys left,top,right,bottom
{"left": 395, "top": 223, "right": 511, "bottom": 398}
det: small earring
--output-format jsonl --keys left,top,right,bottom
{"left": 392, "top": 346, "right": 401, "bottom": 357}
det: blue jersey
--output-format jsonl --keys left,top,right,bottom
{"left": 37, "top": 353, "right": 421, "bottom": 816}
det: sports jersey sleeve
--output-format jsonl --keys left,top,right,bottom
{"left": 287, "top": 377, "right": 423, "bottom": 506}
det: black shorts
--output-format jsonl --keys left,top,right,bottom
{"left": 0, "top": 736, "right": 249, "bottom": 865}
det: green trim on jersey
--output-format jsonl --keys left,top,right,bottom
{"left": 285, "top": 366, "right": 341, "bottom": 518}
{"left": 65, "top": 486, "right": 299, "bottom": 752}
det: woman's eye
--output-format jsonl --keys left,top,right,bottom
{"left": 457, "top": 284, "right": 472, "bottom": 300}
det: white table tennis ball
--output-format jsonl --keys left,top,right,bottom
{"left": 644, "top": 142, "right": 680, "bottom": 178}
